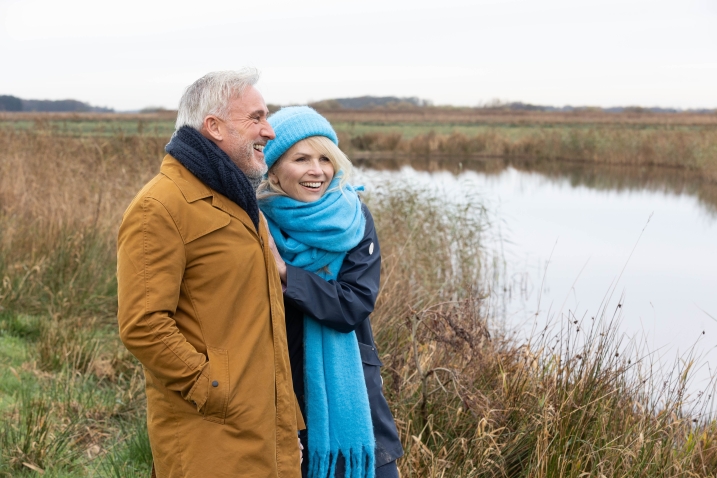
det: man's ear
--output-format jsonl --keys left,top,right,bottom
{"left": 202, "top": 115, "right": 223, "bottom": 142}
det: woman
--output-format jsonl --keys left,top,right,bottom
{"left": 258, "top": 106, "right": 403, "bottom": 478}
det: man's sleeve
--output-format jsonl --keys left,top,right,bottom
{"left": 117, "top": 195, "right": 210, "bottom": 411}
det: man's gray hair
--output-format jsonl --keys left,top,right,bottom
{"left": 175, "top": 68, "right": 260, "bottom": 131}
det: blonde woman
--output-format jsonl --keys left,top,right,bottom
{"left": 258, "top": 107, "right": 402, "bottom": 478}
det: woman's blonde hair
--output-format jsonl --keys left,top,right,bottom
{"left": 257, "top": 136, "right": 353, "bottom": 199}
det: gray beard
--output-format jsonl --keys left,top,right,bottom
{"left": 245, "top": 173, "right": 263, "bottom": 191}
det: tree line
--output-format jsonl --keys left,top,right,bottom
{"left": 0, "top": 95, "right": 113, "bottom": 113}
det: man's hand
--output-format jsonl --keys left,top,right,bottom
{"left": 298, "top": 436, "right": 303, "bottom": 465}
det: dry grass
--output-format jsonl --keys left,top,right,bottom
{"left": 1, "top": 123, "right": 717, "bottom": 476}
{"left": 0, "top": 127, "right": 160, "bottom": 477}
{"left": 318, "top": 107, "right": 717, "bottom": 127}
{"left": 344, "top": 129, "right": 717, "bottom": 183}
{"left": 366, "top": 184, "right": 717, "bottom": 477}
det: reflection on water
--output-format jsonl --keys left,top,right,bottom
{"left": 356, "top": 158, "right": 717, "bottom": 391}
{"left": 353, "top": 154, "right": 717, "bottom": 217}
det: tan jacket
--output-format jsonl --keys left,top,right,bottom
{"left": 117, "top": 155, "right": 304, "bottom": 478}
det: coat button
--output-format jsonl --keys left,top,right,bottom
{"left": 212, "top": 380, "right": 219, "bottom": 387}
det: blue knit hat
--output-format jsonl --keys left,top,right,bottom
{"left": 263, "top": 106, "right": 339, "bottom": 170}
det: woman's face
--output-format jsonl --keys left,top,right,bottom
{"left": 268, "top": 140, "right": 335, "bottom": 202}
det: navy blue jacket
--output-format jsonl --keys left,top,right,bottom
{"left": 283, "top": 203, "right": 404, "bottom": 467}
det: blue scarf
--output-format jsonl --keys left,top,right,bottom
{"left": 259, "top": 178, "right": 376, "bottom": 478}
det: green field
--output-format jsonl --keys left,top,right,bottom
{"left": 0, "top": 118, "right": 176, "bottom": 137}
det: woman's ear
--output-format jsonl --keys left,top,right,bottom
{"left": 268, "top": 170, "right": 279, "bottom": 185}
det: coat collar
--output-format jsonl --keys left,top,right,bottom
{"left": 161, "top": 155, "right": 260, "bottom": 236}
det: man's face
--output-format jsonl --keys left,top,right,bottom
{"left": 216, "top": 86, "right": 275, "bottom": 179}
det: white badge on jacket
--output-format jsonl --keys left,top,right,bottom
{"left": 369, "top": 242, "right": 374, "bottom": 255}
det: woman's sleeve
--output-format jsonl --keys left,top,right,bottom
{"left": 283, "top": 204, "right": 380, "bottom": 333}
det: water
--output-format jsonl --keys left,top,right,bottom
{"left": 356, "top": 161, "right": 717, "bottom": 392}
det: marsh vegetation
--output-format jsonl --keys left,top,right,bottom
{"left": 1, "top": 114, "right": 717, "bottom": 476}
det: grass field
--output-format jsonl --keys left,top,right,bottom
{"left": 1, "top": 116, "right": 717, "bottom": 476}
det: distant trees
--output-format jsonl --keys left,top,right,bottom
{"left": 0, "top": 95, "right": 113, "bottom": 113}
{"left": 306, "top": 96, "right": 714, "bottom": 114}
{"left": 310, "top": 96, "right": 432, "bottom": 110}
{"left": 0, "top": 95, "right": 23, "bottom": 111}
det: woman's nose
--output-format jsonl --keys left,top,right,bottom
{"left": 307, "top": 160, "right": 323, "bottom": 175}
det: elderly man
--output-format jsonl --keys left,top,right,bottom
{"left": 117, "top": 69, "right": 303, "bottom": 478}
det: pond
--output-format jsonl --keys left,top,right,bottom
{"left": 355, "top": 157, "right": 717, "bottom": 393}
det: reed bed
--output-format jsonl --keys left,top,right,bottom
{"left": 342, "top": 128, "right": 717, "bottom": 183}
{"left": 319, "top": 107, "right": 717, "bottom": 127}
{"left": 368, "top": 184, "right": 717, "bottom": 476}
{"left": 4, "top": 111, "right": 716, "bottom": 182}
{"left": 1, "top": 125, "right": 717, "bottom": 476}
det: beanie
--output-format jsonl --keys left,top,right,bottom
{"left": 263, "top": 106, "right": 339, "bottom": 170}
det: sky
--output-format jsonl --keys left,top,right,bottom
{"left": 1, "top": 0, "right": 716, "bottom": 111}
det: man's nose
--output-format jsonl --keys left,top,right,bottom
{"left": 261, "top": 121, "right": 275, "bottom": 140}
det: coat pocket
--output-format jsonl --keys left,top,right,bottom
{"left": 359, "top": 341, "right": 385, "bottom": 392}
{"left": 203, "top": 347, "right": 229, "bottom": 424}
{"left": 358, "top": 342, "right": 383, "bottom": 366}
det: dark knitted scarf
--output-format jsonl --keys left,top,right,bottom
{"left": 166, "top": 126, "right": 260, "bottom": 232}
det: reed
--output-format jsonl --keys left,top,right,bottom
{"left": 344, "top": 128, "right": 717, "bottom": 182}
{"left": 1, "top": 125, "right": 716, "bottom": 476}
{"left": 0, "top": 127, "right": 158, "bottom": 477}
{"left": 366, "top": 184, "right": 717, "bottom": 477}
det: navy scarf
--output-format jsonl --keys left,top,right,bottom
{"left": 166, "top": 126, "right": 260, "bottom": 232}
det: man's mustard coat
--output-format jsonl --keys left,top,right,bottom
{"left": 117, "top": 155, "right": 303, "bottom": 478}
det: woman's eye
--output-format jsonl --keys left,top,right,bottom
{"left": 320, "top": 156, "right": 330, "bottom": 162}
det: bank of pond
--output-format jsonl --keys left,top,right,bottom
{"left": 1, "top": 120, "right": 717, "bottom": 476}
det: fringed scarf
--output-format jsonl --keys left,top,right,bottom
{"left": 259, "top": 178, "right": 375, "bottom": 478}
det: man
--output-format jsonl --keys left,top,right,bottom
{"left": 117, "top": 69, "right": 303, "bottom": 478}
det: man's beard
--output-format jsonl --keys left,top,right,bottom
{"left": 245, "top": 172, "right": 264, "bottom": 191}
{"left": 227, "top": 129, "right": 267, "bottom": 190}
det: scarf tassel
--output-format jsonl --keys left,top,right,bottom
{"left": 308, "top": 447, "right": 376, "bottom": 478}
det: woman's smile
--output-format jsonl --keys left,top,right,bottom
{"left": 300, "top": 181, "right": 323, "bottom": 189}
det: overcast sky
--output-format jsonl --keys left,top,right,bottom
{"left": 1, "top": 0, "right": 715, "bottom": 111}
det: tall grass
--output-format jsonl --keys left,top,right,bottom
{"left": 344, "top": 128, "right": 717, "bottom": 182}
{"left": 0, "top": 126, "right": 158, "bottom": 476}
{"left": 1, "top": 123, "right": 717, "bottom": 476}
{"left": 367, "top": 185, "right": 717, "bottom": 476}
